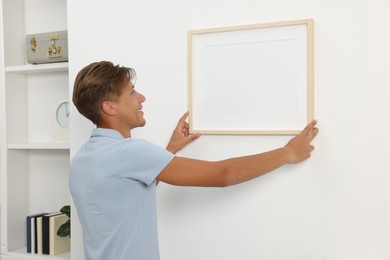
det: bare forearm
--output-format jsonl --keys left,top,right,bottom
{"left": 159, "top": 147, "right": 291, "bottom": 187}
{"left": 158, "top": 120, "right": 318, "bottom": 188}
{"left": 218, "top": 147, "right": 290, "bottom": 186}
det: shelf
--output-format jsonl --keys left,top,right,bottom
{"left": 7, "top": 247, "right": 70, "bottom": 259}
{"left": 1, "top": 1, "right": 72, "bottom": 259}
{"left": 8, "top": 143, "right": 70, "bottom": 150}
{"left": 5, "top": 63, "right": 69, "bottom": 74}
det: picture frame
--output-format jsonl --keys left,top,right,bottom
{"left": 188, "top": 19, "right": 314, "bottom": 135}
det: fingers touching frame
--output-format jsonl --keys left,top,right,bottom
{"left": 302, "top": 119, "right": 319, "bottom": 139}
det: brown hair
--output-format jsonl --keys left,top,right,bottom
{"left": 72, "top": 61, "right": 136, "bottom": 125}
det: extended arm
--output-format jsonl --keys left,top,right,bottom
{"left": 158, "top": 117, "right": 318, "bottom": 187}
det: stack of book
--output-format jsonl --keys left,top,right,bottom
{"left": 26, "top": 212, "right": 70, "bottom": 255}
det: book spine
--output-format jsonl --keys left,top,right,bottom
{"left": 31, "top": 218, "right": 36, "bottom": 254}
{"left": 50, "top": 214, "right": 70, "bottom": 255}
{"left": 34, "top": 216, "right": 38, "bottom": 253}
{"left": 26, "top": 217, "right": 32, "bottom": 253}
{"left": 42, "top": 215, "right": 50, "bottom": 254}
{"left": 37, "top": 217, "right": 43, "bottom": 254}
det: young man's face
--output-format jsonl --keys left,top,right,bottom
{"left": 116, "top": 81, "right": 146, "bottom": 130}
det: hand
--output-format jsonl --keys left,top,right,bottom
{"left": 284, "top": 120, "right": 319, "bottom": 164}
{"left": 166, "top": 112, "right": 201, "bottom": 154}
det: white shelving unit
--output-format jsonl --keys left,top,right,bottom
{"left": 6, "top": 248, "right": 70, "bottom": 260}
{"left": 6, "top": 63, "right": 69, "bottom": 74}
{"left": 7, "top": 143, "right": 70, "bottom": 150}
{"left": 0, "top": 0, "right": 70, "bottom": 259}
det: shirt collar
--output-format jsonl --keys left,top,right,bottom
{"left": 91, "top": 128, "right": 125, "bottom": 140}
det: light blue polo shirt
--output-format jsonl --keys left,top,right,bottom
{"left": 69, "top": 128, "right": 174, "bottom": 260}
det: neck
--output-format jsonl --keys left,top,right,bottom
{"left": 97, "top": 122, "right": 132, "bottom": 138}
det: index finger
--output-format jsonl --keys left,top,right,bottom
{"left": 179, "top": 111, "right": 190, "bottom": 123}
{"left": 300, "top": 119, "right": 318, "bottom": 136}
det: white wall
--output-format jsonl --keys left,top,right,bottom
{"left": 68, "top": 0, "right": 390, "bottom": 259}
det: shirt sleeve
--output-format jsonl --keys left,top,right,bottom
{"left": 116, "top": 139, "right": 175, "bottom": 186}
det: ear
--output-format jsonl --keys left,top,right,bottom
{"left": 101, "top": 101, "right": 117, "bottom": 116}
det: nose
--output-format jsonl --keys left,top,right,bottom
{"left": 138, "top": 92, "right": 146, "bottom": 103}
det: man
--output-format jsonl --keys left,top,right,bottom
{"left": 70, "top": 61, "right": 318, "bottom": 260}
